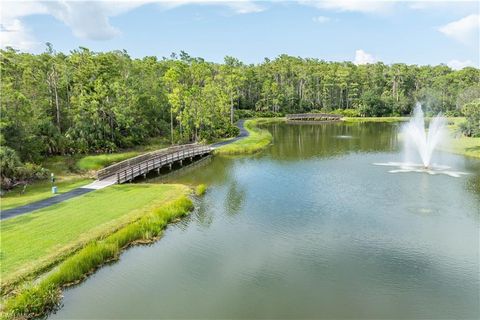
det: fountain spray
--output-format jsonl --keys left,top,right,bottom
{"left": 402, "top": 103, "right": 447, "bottom": 168}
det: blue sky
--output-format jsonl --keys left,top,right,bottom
{"left": 1, "top": 1, "right": 479, "bottom": 68}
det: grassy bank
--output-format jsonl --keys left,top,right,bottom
{"left": 2, "top": 191, "right": 193, "bottom": 320}
{"left": 444, "top": 135, "right": 480, "bottom": 158}
{"left": 0, "top": 184, "right": 189, "bottom": 290}
{"left": 444, "top": 118, "right": 480, "bottom": 158}
{"left": 215, "top": 118, "right": 283, "bottom": 155}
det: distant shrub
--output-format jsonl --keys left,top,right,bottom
{"left": 235, "top": 110, "right": 283, "bottom": 120}
{"left": 461, "top": 99, "right": 480, "bottom": 137}
{"left": 19, "top": 163, "right": 50, "bottom": 180}
{"left": 331, "top": 109, "right": 361, "bottom": 117}
{"left": 0, "top": 147, "right": 49, "bottom": 190}
{"left": 0, "top": 147, "right": 22, "bottom": 182}
{"left": 444, "top": 109, "right": 462, "bottom": 117}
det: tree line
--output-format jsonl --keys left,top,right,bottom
{"left": 1, "top": 45, "right": 479, "bottom": 166}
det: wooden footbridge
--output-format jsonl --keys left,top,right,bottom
{"left": 97, "top": 144, "right": 212, "bottom": 184}
{"left": 286, "top": 113, "right": 342, "bottom": 121}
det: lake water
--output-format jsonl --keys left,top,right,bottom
{"left": 51, "top": 122, "right": 480, "bottom": 319}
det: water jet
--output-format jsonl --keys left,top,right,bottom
{"left": 402, "top": 103, "right": 447, "bottom": 168}
{"left": 374, "top": 103, "right": 467, "bottom": 177}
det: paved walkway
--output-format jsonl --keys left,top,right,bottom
{"left": 211, "top": 120, "right": 248, "bottom": 148}
{"left": 1, "top": 121, "right": 249, "bottom": 220}
{"left": 1, "top": 188, "right": 94, "bottom": 220}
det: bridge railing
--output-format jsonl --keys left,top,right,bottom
{"left": 286, "top": 113, "right": 342, "bottom": 120}
{"left": 97, "top": 143, "right": 199, "bottom": 180}
{"left": 115, "top": 145, "right": 212, "bottom": 184}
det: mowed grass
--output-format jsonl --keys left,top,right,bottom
{"left": 0, "top": 178, "right": 92, "bottom": 210}
{"left": 76, "top": 152, "right": 140, "bottom": 170}
{"left": 76, "top": 138, "right": 169, "bottom": 170}
{"left": 215, "top": 118, "right": 281, "bottom": 155}
{"left": 3, "top": 193, "right": 193, "bottom": 320}
{"left": 445, "top": 135, "right": 480, "bottom": 158}
{"left": 0, "top": 183, "right": 189, "bottom": 287}
{"left": 444, "top": 117, "right": 480, "bottom": 158}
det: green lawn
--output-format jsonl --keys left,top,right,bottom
{"left": 444, "top": 117, "right": 480, "bottom": 158}
{"left": 76, "top": 151, "right": 141, "bottom": 170}
{"left": 0, "top": 183, "right": 188, "bottom": 287}
{"left": 215, "top": 118, "right": 282, "bottom": 155}
{"left": 444, "top": 135, "right": 480, "bottom": 158}
{"left": 0, "top": 178, "right": 92, "bottom": 210}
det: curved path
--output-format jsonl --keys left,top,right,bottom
{"left": 211, "top": 120, "right": 248, "bottom": 148}
{"left": 1, "top": 120, "right": 249, "bottom": 220}
{"left": 1, "top": 188, "right": 95, "bottom": 220}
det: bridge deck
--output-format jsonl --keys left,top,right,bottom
{"left": 97, "top": 144, "right": 212, "bottom": 184}
{"left": 286, "top": 113, "right": 342, "bottom": 121}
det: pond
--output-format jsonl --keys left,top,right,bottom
{"left": 51, "top": 121, "right": 480, "bottom": 319}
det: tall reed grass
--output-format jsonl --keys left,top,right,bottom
{"left": 195, "top": 184, "right": 207, "bottom": 196}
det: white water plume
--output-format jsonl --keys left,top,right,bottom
{"left": 403, "top": 103, "right": 447, "bottom": 168}
{"left": 374, "top": 103, "right": 467, "bottom": 177}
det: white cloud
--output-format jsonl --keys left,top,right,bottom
{"left": 42, "top": 1, "right": 121, "bottom": 40}
{"left": 159, "top": 0, "right": 264, "bottom": 14}
{"left": 226, "top": 1, "right": 264, "bottom": 14}
{"left": 0, "top": 1, "right": 48, "bottom": 50}
{"left": 0, "top": 0, "right": 263, "bottom": 51}
{"left": 0, "top": 19, "right": 39, "bottom": 50}
{"left": 409, "top": 1, "right": 478, "bottom": 15}
{"left": 354, "top": 49, "right": 376, "bottom": 65}
{"left": 312, "top": 15, "right": 331, "bottom": 23}
{"left": 447, "top": 59, "right": 475, "bottom": 70}
{"left": 300, "top": 0, "right": 394, "bottom": 14}
{"left": 438, "top": 14, "right": 480, "bottom": 45}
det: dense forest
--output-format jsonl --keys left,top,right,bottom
{"left": 1, "top": 45, "right": 479, "bottom": 176}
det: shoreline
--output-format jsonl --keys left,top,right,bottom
{"left": 1, "top": 188, "right": 197, "bottom": 320}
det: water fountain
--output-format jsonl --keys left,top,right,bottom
{"left": 374, "top": 103, "right": 467, "bottom": 177}
{"left": 403, "top": 103, "right": 446, "bottom": 168}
